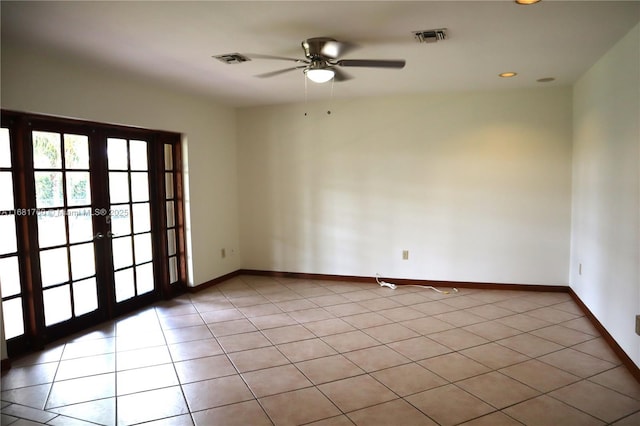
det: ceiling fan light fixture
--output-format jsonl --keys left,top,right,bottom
{"left": 305, "top": 68, "right": 335, "bottom": 83}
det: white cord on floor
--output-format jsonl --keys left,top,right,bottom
{"left": 376, "top": 274, "right": 459, "bottom": 294}
{"left": 375, "top": 275, "right": 397, "bottom": 289}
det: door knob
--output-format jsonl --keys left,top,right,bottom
{"left": 94, "top": 232, "right": 104, "bottom": 240}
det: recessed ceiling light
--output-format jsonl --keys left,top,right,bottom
{"left": 499, "top": 72, "right": 518, "bottom": 78}
{"left": 515, "top": 0, "right": 541, "bottom": 5}
{"left": 537, "top": 77, "right": 555, "bottom": 83}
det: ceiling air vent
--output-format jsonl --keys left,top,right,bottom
{"left": 412, "top": 29, "right": 447, "bottom": 43}
{"left": 213, "top": 53, "right": 251, "bottom": 64}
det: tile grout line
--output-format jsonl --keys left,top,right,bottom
{"left": 149, "top": 302, "right": 194, "bottom": 426}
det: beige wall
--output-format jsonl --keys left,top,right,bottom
{"left": 0, "top": 40, "right": 241, "bottom": 287}
{"left": 238, "top": 88, "right": 573, "bottom": 285}
{"left": 571, "top": 23, "right": 640, "bottom": 367}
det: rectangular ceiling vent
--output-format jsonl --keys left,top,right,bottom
{"left": 413, "top": 29, "right": 447, "bottom": 43}
{"left": 214, "top": 53, "right": 251, "bottom": 64}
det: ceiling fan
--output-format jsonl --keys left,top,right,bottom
{"left": 247, "top": 37, "right": 406, "bottom": 83}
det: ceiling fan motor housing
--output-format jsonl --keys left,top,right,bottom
{"left": 302, "top": 37, "right": 337, "bottom": 59}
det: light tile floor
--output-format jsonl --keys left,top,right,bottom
{"left": 2, "top": 275, "right": 640, "bottom": 425}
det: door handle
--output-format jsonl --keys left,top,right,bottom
{"left": 94, "top": 232, "right": 116, "bottom": 241}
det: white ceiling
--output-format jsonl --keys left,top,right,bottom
{"left": 2, "top": 1, "right": 639, "bottom": 108}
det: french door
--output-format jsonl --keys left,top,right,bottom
{"left": 1, "top": 111, "right": 186, "bottom": 355}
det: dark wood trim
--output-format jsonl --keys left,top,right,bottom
{"left": 16, "top": 115, "right": 46, "bottom": 350}
{"left": 237, "top": 269, "right": 570, "bottom": 293}
{"left": 150, "top": 136, "right": 170, "bottom": 300}
{"left": 1, "top": 358, "right": 11, "bottom": 372}
{"left": 568, "top": 289, "right": 640, "bottom": 382}
{"left": 90, "top": 129, "right": 114, "bottom": 320}
{"left": 172, "top": 139, "right": 188, "bottom": 289}
{"left": 187, "top": 270, "right": 242, "bottom": 293}
{"left": 1, "top": 109, "right": 180, "bottom": 139}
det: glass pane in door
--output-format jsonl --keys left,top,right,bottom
{"left": 109, "top": 172, "right": 129, "bottom": 204}
{"left": 131, "top": 172, "right": 149, "bottom": 202}
{"left": 136, "top": 263, "right": 154, "bottom": 295}
{"left": 0, "top": 256, "right": 21, "bottom": 297}
{"left": 70, "top": 243, "right": 95, "bottom": 280}
{"left": 66, "top": 172, "right": 91, "bottom": 206}
{"left": 68, "top": 208, "right": 93, "bottom": 243}
{"left": 32, "top": 131, "right": 62, "bottom": 168}
{"left": 129, "top": 140, "right": 147, "bottom": 170}
{"left": 164, "top": 144, "right": 173, "bottom": 170}
{"left": 73, "top": 278, "right": 98, "bottom": 316}
{"left": 112, "top": 236, "right": 133, "bottom": 270}
{"left": 37, "top": 211, "right": 67, "bottom": 248}
{"left": 115, "top": 268, "right": 135, "bottom": 302}
{"left": 43, "top": 285, "right": 72, "bottom": 326}
{"left": 2, "top": 298, "right": 24, "bottom": 339}
{"left": 0, "top": 214, "right": 17, "bottom": 254}
{"left": 35, "top": 172, "right": 64, "bottom": 208}
{"left": 166, "top": 201, "right": 175, "bottom": 227}
{"left": 110, "top": 205, "right": 131, "bottom": 236}
{"left": 40, "top": 248, "right": 69, "bottom": 287}
{"left": 0, "top": 172, "right": 14, "bottom": 211}
{"left": 107, "top": 138, "right": 128, "bottom": 170}
{"left": 64, "top": 134, "right": 89, "bottom": 169}
{"left": 132, "top": 203, "right": 150, "bottom": 233}
{"left": 134, "top": 234, "right": 152, "bottom": 264}
{"left": 0, "top": 129, "right": 11, "bottom": 167}
{"left": 165, "top": 173, "right": 174, "bottom": 198}
{"left": 167, "top": 230, "right": 176, "bottom": 256}
{"left": 169, "top": 257, "right": 178, "bottom": 284}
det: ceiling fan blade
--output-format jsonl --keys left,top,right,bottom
{"left": 337, "top": 59, "right": 406, "bottom": 69}
{"left": 255, "top": 66, "right": 306, "bottom": 78}
{"left": 321, "top": 40, "right": 359, "bottom": 59}
{"left": 332, "top": 67, "right": 353, "bottom": 82}
{"left": 246, "top": 53, "right": 306, "bottom": 63}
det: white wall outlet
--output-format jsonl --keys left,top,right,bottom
{"left": 579, "top": 263, "right": 582, "bottom": 275}
{"left": 221, "top": 248, "right": 226, "bottom": 259}
{"left": 402, "top": 250, "right": 409, "bottom": 260}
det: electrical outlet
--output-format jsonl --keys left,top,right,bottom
{"left": 579, "top": 263, "right": 582, "bottom": 275}
{"left": 636, "top": 315, "right": 640, "bottom": 336}
{"left": 221, "top": 248, "right": 226, "bottom": 259}
{"left": 402, "top": 250, "right": 409, "bottom": 260}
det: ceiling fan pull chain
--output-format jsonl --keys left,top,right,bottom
{"left": 328, "top": 77, "right": 335, "bottom": 115}
{"left": 304, "top": 72, "right": 309, "bottom": 116}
